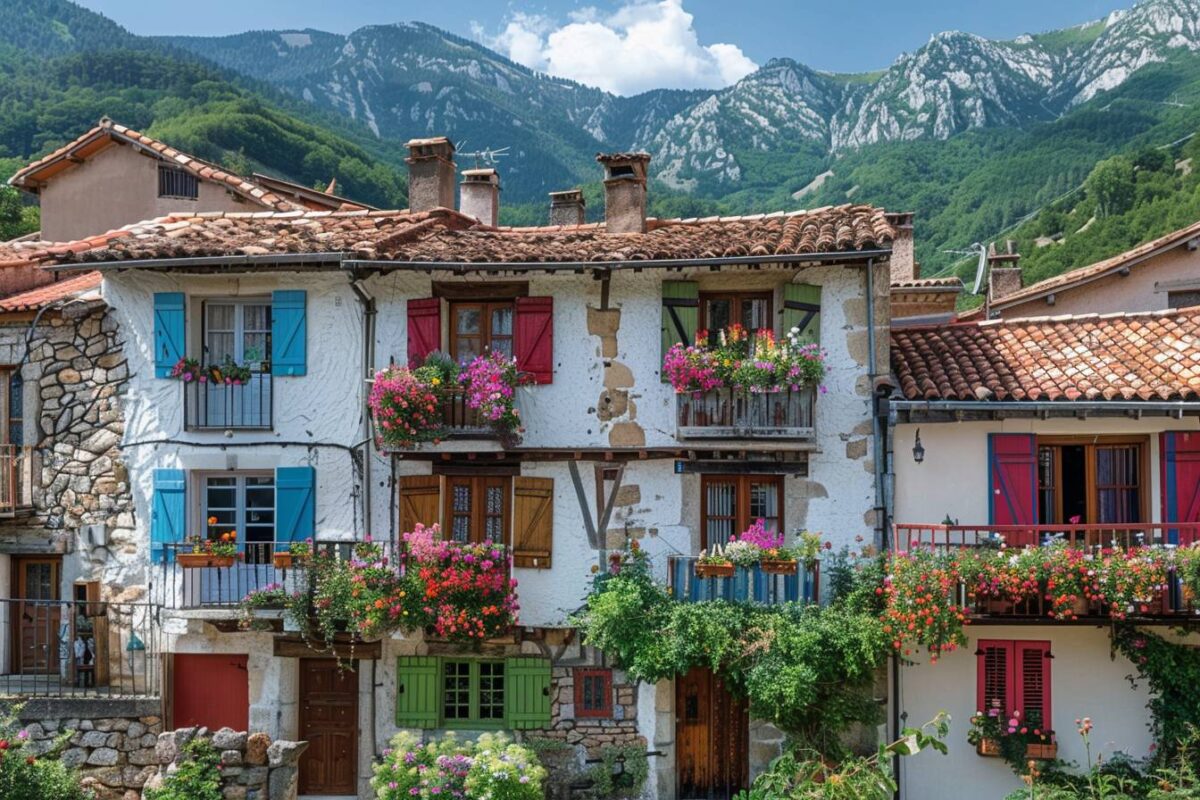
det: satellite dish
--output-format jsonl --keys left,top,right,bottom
{"left": 970, "top": 243, "right": 990, "bottom": 295}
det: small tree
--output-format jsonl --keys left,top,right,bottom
{"left": 1085, "top": 156, "right": 1135, "bottom": 218}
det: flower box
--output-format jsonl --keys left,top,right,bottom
{"left": 178, "top": 553, "right": 237, "bottom": 569}
{"left": 975, "top": 738, "right": 1002, "bottom": 758}
{"left": 760, "top": 559, "right": 798, "bottom": 575}
{"left": 695, "top": 562, "right": 735, "bottom": 579}
{"left": 272, "top": 551, "right": 303, "bottom": 569}
{"left": 1072, "top": 596, "right": 1091, "bottom": 616}
{"left": 1026, "top": 742, "right": 1058, "bottom": 760}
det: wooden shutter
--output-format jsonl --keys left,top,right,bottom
{"left": 151, "top": 468, "right": 186, "bottom": 563}
{"left": 989, "top": 434, "right": 1038, "bottom": 527}
{"left": 153, "top": 292, "right": 185, "bottom": 378}
{"left": 661, "top": 281, "right": 698, "bottom": 381}
{"left": 1015, "top": 641, "right": 1052, "bottom": 731}
{"left": 276, "top": 466, "right": 316, "bottom": 545}
{"left": 271, "top": 290, "right": 307, "bottom": 376}
{"left": 514, "top": 296, "right": 554, "bottom": 384}
{"left": 505, "top": 657, "right": 551, "bottom": 729}
{"left": 976, "top": 639, "right": 1014, "bottom": 718}
{"left": 407, "top": 298, "right": 441, "bottom": 368}
{"left": 399, "top": 475, "right": 442, "bottom": 535}
{"left": 512, "top": 476, "right": 553, "bottom": 568}
{"left": 1161, "top": 432, "right": 1200, "bottom": 545}
{"left": 396, "top": 656, "right": 439, "bottom": 729}
{"left": 783, "top": 284, "right": 821, "bottom": 345}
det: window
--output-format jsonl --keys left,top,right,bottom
{"left": 450, "top": 302, "right": 514, "bottom": 363}
{"left": 203, "top": 474, "right": 275, "bottom": 562}
{"left": 1168, "top": 290, "right": 1200, "bottom": 309}
{"left": 442, "top": 660, "right": 506, "bottom": 728}
{"left": 444, "top": 476, "right": 511, "bottom": 545}
{"left": 699, "top": 292, "right": 772, "bottom": 334}
{"left": 575, "top": 668, "right": 613, "bottom": 718}
{"left": 701, "top": 475, "right": 783, "bottom": 549}
{"left": 977, "top": 640, "right": 1051, "bottom": 732}
{"left": 1037, "top": 438, "right": 1146, "bottom": 524}
{"left": 158, "top": 165, "right": 199, "bottom": 200}
{"left": 0, "top": 369, "right": 23, "bottom": 446}
{"left": 204, "top": 300, "right": 271, "bottom": 369}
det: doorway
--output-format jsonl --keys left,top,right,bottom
{"left": 298, "top": 658, "right": 358, "bottom": 796}
{"left": 11, "top": 557, "right": 60, "bottom": 675}
{"left": 675, "top": 666, "right": 749, "bottom": 800}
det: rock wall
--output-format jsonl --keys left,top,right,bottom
{"left": 542, "top": 665, "right": 643, "bottom": 756}
{"left": 146, "top": 726, "right": 308, "bottom": 800}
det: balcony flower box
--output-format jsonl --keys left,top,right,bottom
{"left": 695, "top": 562, "right": 735, "bottom": 579}
{"left": 1026, "top": 742, "right": 1058, "bottom": 760}
{"left": 759, "top": 559, "right": 799, "bottom": 575}
{"left": 178, "top": 553, "right": 237, "bottom": 569}
{"left": 272, "top": 551, "right": 305, "bottom": 569}
{"left": 975, "top": 738, "right": 1002, "bottom": 758}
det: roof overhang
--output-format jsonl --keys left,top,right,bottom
{"left": 892, "top": 398, "right": 1200, "bottom": 423}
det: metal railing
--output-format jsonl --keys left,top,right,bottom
{"left": 893, "top": 523, "right": 1200, "bottom": 552}
{"left": 437, "top": 386, "right": 519, "bottom": 439}
{"left": 675, "top": 387, "right": 815, "bottom": 440}
{"left": 666, "top": 557, "right": 819, "bottom": 605}
{"left": 184, "top": 372, "right": 273, "bottom": 430}
{"left": 0, "top": 598, "right": 160, "bottom": 698}
{"left": 0, "top": 445, "right": 33, "bottom": 514}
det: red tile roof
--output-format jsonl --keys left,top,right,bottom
{"left": 35, "top": 204, "right": 894, "bottom": 267}
{"left": 891, "top": 277, "right": 963, "bottom": 291}
{"left": 891, "top": 307, "right": 1200, "bottom": 402}
{"left": 8, "top": 118, "right": 303, "bottom": 212}
{"left": 0, "top": 271, "right": 102, "bottom": 312}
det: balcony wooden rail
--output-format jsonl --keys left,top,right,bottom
{"left": 892, "top": 523, "right": 1200, "bottom": 552}
{"left": 666, "top": 556, "right": 819, "bottom": 605}
{"left": 0, "top": 444, "right": 33, "bottom": 515}
{"left": 183, "top": 371, "right": 273, "bottom": 430}
{"left": 0, "top": 598, "right": 161, "bottom": 699}
{"left": 675, "top": 387, "right": 815, "bottom": 440}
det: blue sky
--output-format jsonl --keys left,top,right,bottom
{"left": 78, "top": 0, "right": 1131, "bottom": 88}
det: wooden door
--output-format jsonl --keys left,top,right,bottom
{"left": 676, "top": 667, "right": 748, "bottom": 800}
{"left": 12, "top": 557, "right": 60, "bottom": 675}
{"left": 172, "top": 654, "right": 249, "bottom": 730}
{"left": 299, "top": 658, "right": 358, "bottom": 796}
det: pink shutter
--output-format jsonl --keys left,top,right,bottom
{"left": 1014, "top": 641, "right": 1052, "bottom": 732}
{"left": 407, "top": 298, "right": 441, "bottom": 368}
{"left": 976, "top": 640, "right": 1014, "bottom": 719}
{"left": 515, "top": 296, "right": 554, "bottom": 384}
{"left": 1161, "top": 432, "right": 1200, "bottom": 545}
{"left": 989, "top": 434, "right": 1038, "bottom": 535}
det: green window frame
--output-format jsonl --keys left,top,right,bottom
{"left": 441, "top": 659, "right": 507, "bottom": 729}
{"left": 397, "top": 656, "right": 551, "bottom": 730}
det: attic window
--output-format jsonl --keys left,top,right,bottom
{"left": 158, "top": 166, "right": 198, "bottom": 200}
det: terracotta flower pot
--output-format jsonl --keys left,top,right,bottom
{"left": 695, "top": 562, "right": 735, "bottom": 579}
{"left": 178, "top": 553, "right": 236, "bottom": 569}
{"left": 975, "top": 738, "right": 1002, "bottom": 758}
{"left": 1026, "top": 742, "right": 1057, "bottom": 760}
{"left": 759, "top": 559, "right": 798, "bottom": 575}
{"left": 1072, "top": 596, "right": 1091, "bottom": 616}
{"left": 272, "top": 552, "right": 297, "bottom": 569}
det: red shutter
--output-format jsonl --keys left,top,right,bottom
{"left": 1161, "top": 432, "right": 1200, "bottom": 545}
{"left": 407, "top": 298, "right": 441, "bottom": 368}
{"left": 976, "top": 640, "right": 1014, "bottom": 718}
{"left": 1015, "top": 641, "right": 1052, "bottom": 732}
{"left": 989, "top": 434, "right": 1038, "bottom": 534}
{"left": 515, "top": 296, "right": 554, "bottom": 384}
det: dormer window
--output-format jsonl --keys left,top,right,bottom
{"left": 158, "top": 165, "right": 198, "bottom": 200}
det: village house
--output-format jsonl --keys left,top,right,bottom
{"left": 0, "top": 131, "right": 906, "bottom": 799}
{"left": 887, "top": 306, "right": 1200, "bottom": 798}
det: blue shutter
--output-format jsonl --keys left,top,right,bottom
{"left": 276, "top": 466, "right": 315, "bottom": 547}
{"left": 271, "top": 290, "right": 307, "bottom": 376}
{"left": 153, "top": 293, "right": 185, "bottom": 378}
{"left": 151, "top": 469, "right": 186, "bottom": 563}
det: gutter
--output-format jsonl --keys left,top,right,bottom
{"left": 346, "top": 271, "right": 378, "bottom": 539}
{"left": 48, "top": 253, "right": 346, "bottom": 272}
{"left": 891, "top": 399, "right": 1200, "bottom": 416}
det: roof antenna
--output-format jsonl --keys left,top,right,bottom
{"left": 457, "top": 146, "right": 510, "bottom": 170}
{"left": 944, "top": 243, "right": 990, "bottom": 295}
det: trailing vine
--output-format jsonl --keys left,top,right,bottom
{"left": 1111, "top": 624, "right": 1200, "bottom": 763}
{"left": 585, "top": 744, "right": 650, "bottom": 799}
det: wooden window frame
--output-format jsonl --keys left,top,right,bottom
{"left": 976, "top": 639, "right": 1052, "bottom": 731}
{"left": 574, "top": 668, "right": 614, "bottom": 719}
{"left": 443, "top": 475, "right": 512, "bottom": 545}
{"left": 200, "top": 298, "right": 272, "bottom": 370}
{"left": 448, "top": 301, "right": 515, "bottom": 362}
{"left": 439, "top": 658, "right": 507, "bottom": 730}
{"left": 699, "top": 474, "right": 784, "bottom": 550}
{"left": 1036, "top": 436, "right": 1149, "bottom": 524}
{"left": 0, "top": 367, "right": 23, "bottom": 446}
{"left": 194, "top": 471, "right": 276, "bottom": 559}
{"left": 698, "top": 291, "right": 773, "bottom": 334}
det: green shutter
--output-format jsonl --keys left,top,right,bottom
{"left": 783, "top": 284, "right": 821, "bottom": 345}
{"left": 661, "top": 281, "right": 698, "bottom": 382}
{"left": 505, "top": 657, "right": 551, "bottom": 729}
{"left": 396, "top": 656, "right": 439, "bottom": 729}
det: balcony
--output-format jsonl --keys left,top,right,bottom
{"left": 0, "top": 445, "right": 33, "bottom": 516}
{"left": 666, "top": 556, "right": 819, "bottom": 605}
{"left": 675, "top": 387, "right": 814, "bottom": 440}
{"left": 184, "top": 372, "right": 272, "bottom": 430}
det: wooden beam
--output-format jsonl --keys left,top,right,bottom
{"left": 569, "top": 461, "right": 600, "bottom": 549}
{"left": 273, "top": 635, "right": 381, "bottom": 660}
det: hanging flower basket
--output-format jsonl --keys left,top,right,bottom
{"left": 975, "top": 738, "right": 1002, "bottom": 758}
{"left": 695, "top": 562, "right": 735, "bottom": 579}
{"left": 760, "top": 559, "right": 798, "bottom": 575}
{"left": 178, "top": 553, "right": 237, "bottom": 569}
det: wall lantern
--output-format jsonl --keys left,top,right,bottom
{"left": 912, "top": 429, "right": 925, "bottom": 464}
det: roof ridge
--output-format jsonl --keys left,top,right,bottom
{"left": 977, "top": 305, "right": 1200, "bottom": 327}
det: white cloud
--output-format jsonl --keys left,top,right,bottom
{"left": 474, "top": 0, "right": 757, "bottom": 96}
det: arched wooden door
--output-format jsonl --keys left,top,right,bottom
{"left": 676, "top": 666, "right": 748, "bottom": 799}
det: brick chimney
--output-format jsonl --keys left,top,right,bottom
{"left": 596, "top": 153, "right": 650, "bottom": 234}
{"left": 405, "top": 137, "right": 456, "bottom": 212}
{"left": 460, "top": 168, "right": 500, "bottom": 226}
{"left": 987, "top": 240, "right": 1022, "bottom": 304}
{"left": 549, "top": 189, "right": 586, "bottom": 227}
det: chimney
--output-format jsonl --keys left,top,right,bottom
{"left": 405, "top": 136, "right": 456, "bottom": 212}
{"left": 549, "top": 189, "right": 586, "bottom": 227}
{"left": 596, "top": 152, "right": 650, "bottom": 234}
{"left": 887, "top": 213, "right": 917, "bottom": 283}
{"left": 460, "top": 168, "right": 500, "bottom": 226}
{"left": 987, "top": 240, "right": 1022, "bottom": 304}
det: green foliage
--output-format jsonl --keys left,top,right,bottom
{"left": 144, "top": 739, "right": 222, "bottom": 800}
{"left": 0, "top": 704, "right": 87, "bottom": 800}
{"left": 371, "top": 731, "right": 545, "bottom": 800}
{"left": 584, "top": 744, "right": 649, "bottom": 799}
{"left": 0, "top": 186, "right": 38, "bottom": 241}
{"left": 1086, "top": 156, "right": 1137, "bottom": 218}
{"left": 1111, "top": 626, "right": 1200, "bottom": 763}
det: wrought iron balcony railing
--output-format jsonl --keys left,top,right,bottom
{"left": 183, "top": 372, "right": 272, "bottom": 430}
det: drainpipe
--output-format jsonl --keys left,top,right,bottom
{"left": 347, "top": 272, "right": 377, "bottom": 538}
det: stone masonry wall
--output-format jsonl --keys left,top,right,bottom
{"left": 541, "top": 666, "right": 643, "bottom": 757}
{"left": 145, "top": 726, "right": 308, "bottom": 800}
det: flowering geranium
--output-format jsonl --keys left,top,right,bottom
{"left": 371, "top": 732, "right": 544, "bottom": 800}
{"left": 882, "top": 548, "right": 970, "bottom": 660}
{"left": 369, "top": 365, "right": 445, "bottom": 448}
{"left": 458, "top": 351, "right": 526, "bottom": 435}
{"left": 663, "top": 325, "right": 825, "bottom": 394}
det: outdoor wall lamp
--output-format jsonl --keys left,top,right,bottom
{"left": 912, "top": 429, "right": 925, "bottom": 464}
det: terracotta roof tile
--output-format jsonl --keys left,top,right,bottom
{"left": 891, "top": 277, "right": 964, "bottom": 290}
{"left": 890, "top": 307, "right": 1200, "bottom": 402}
{"left": 0, "top": 271, "right": 102, "bottom": 312}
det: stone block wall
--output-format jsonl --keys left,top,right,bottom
{"left": 145, "top": 726, "right": 308, "bottom": 800}
{"left": 540, "top": 666, "right": 644, "bottom": 757}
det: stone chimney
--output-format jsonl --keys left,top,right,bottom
{"left": 596, "top": 152, "right": 650, "bottom": 234}
{"left": 987, "top": 240, "right": 1022, "bottom": 304}
{"left": 460, "top": 168, "right": 500, "bottom": 226}
{"left": 405, "top": 137, "right": 456, "bottom": 212}
{"left": 887, "top": 213, "right": 917, "bottom": 282}
{"left": 549, "top": 189, "right": 586, "bottom": 227}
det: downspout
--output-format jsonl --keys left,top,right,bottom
{"left": 347, "top": 271, "right": 377, "bottom": 538}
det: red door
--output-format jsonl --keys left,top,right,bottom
{"left": 172, "top": 654, "right": 249, "bottom": 730}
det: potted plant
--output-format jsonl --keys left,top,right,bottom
{"left": 966, "top": 706, "right": 1004, "bottom": 757}
{"left": 273, "top": 539, "right": 312, "bottom": 569}
{"left": 695, "top": 546, "right": 734, "bottom": 579}
{"left": 178, "top": 532, "right": 239, "bottom": 568}
{"left": 237, "top": 584, "right": 293, "bottom": 631}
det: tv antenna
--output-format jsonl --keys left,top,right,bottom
{"left": 457, "top": 142, "right": 510, "bottom": 170}
{"left": 942, "top": 242, "right": 990, "bottom": 295}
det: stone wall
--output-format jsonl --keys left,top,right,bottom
{"left": 541, "top": 666, "right": 643, "bottom": 757}
{"left": 145, "top": 726, "right": 308, "bottom": 800}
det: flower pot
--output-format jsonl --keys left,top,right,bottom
{"left": 1026, "top": 742, "right": 1058, "bottom": 760}
{"left": 695, "top": 562, "right": 735, "bottom": 579}
{"left": 982, "top": 597, "right": 1014, "bottom": 614}
{"left": 975, "top": 738, "right": 1002, "bottom": 758}
{"left": 759, "top": 559, "right": 798, "bottom": 575}
{"left": 178, "top": 553, "right": 236, "bottom": 569}
{"left": 1072, "top": 596, "right": 1091, "bottom": 616}
{"left": 273, "top": 552, "right": 298, "bottom": 569}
